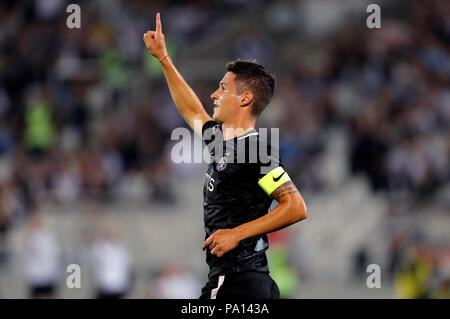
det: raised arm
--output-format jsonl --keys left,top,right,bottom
{"left": 143, "top": 13, "right": 212, "bottom": 136}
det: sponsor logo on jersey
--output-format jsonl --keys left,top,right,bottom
{"left": 205, "top": 172, "right": 215, "bottom": 192}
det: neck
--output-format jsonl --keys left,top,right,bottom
{"left": 221, "top": 117, "right": 256, "bottom": 141}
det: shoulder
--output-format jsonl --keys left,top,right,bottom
{"left": 255, "top": 134, "right": 282, "bottom": 170}
{"left": 202, "top": 120, "right": 222, "bottom": 139}
{"left": 202, "top": 121, "right": 223, "bottom": 158}
{"left": 237, "top": 132, "right": 282, "bottom": 176}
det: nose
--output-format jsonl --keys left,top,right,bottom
{"left": 211, "top": 89, "right": 219, "bottom": 100}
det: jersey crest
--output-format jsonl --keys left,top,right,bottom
{"left": 216, "top": 153, "right": 229, "bottom": 171}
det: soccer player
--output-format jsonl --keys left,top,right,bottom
{"left": 143, "top": 13, "right": 307, "bottom": 299}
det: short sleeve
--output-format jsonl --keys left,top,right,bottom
{"left": 258, "top": 166, "right": 291, "bottom": 196}
{"left": 255, "top": 143, "right": 291, "bottom": 196}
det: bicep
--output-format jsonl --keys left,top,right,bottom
{"left": 271, "top": 181, "right": 307, "bottom": 222}
{"left": 270, "top": 181, "right": 301, "bottom": 204}
{"left": 257, "top": 166, "right": 291, "bottom": 198}
{"left": 257, "top": 166, "right": 304, "bottom": 206}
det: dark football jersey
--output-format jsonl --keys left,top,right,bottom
{"left": 202, "top": 120, "right": 291, "bottom": 279}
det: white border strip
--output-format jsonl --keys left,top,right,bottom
{"left": 237, "top": 132, "right": 259, "bottom": 140}
{"left": 210, "top": 275, "right": 225, "bottom": 299}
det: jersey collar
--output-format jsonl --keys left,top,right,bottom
{"left": 236, "top": 129, "right": 258, "bottom": 140}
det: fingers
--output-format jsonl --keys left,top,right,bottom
{"left": 202, "top": 236, "right": 213, "bottom": 250}
{"left": 202, "top": 237, "right": 217, "bottom": 251}
{"left": 211, "top": 246, "right": 224, "bottom": 257}
{"left": 202, "top": 237, "right": 224, "bottom": 257}
{"left": 208, "top": 241, "right": 217, "bottom": 250}
{"left": 210, "top": 246, "right": 221, "bottom": 256}
{"left": 156, "top": 12, "right": 162, "bottom": 34}
{"left": 143, "top": 31, "right": 156, "bottom": 43}
{"left": 143, "top": 12, "right": 162, "bottom": 43}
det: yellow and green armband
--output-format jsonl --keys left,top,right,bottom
{"left": 258, "top": 166, "right": 291, "bottom": 196}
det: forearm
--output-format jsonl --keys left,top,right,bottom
{"left": 160, "top": 56, "right": 207, "bottom": 131}
{"left": 233, "top": 201, "right": 306, "bottom": 242}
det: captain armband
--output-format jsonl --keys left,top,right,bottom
{"left": 257, "top": 166, "right": 291, "bottom": 196}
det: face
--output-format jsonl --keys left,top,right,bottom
{"left": 210, "top": 72, "right": 242, "bottom": 123}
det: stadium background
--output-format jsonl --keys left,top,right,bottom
{"left": 0, "top": 0, "right": 449, "bottom": 298}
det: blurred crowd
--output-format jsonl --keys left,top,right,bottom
{"left": 0, "top": 0, "right": 449, "bottom": 298}
{"left": 274, "top": 1, "right": 450, "bottom": 201}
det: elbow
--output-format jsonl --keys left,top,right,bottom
{"left": 301, "top": 208, "right": 308, "bottom": 221}
{"left": 297, "top": 205, "right": 308, "bottom": 222}
{"left": 295, "top": 200, "right": 308, "bottom": 222}
{"left": 288, "top": 199, "right": 308, "bottom": 223}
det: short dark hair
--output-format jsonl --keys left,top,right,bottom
{"left": 226, "top": 60, "right": 275, "bottom": 117}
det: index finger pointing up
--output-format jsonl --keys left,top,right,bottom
{"left": 156, "top": 12, "right": 162, "bottom": 34}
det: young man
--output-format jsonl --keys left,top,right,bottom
{"left": 143, "top": 13, "right": 307, "bottom": 299}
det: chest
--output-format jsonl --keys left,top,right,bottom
{"left": 203, "top": 153, "right": 255, "bottom": 196}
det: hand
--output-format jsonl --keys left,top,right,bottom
{"left": 202, "top": 229, "right": 241, "bottom": 258}
{"left": 143, "top": 12, "right": 168, "bottom": 61}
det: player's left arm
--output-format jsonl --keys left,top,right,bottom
{"left": 202, "top": 169, "right": 307, "bottom": 257}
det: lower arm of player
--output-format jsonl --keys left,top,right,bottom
{"left": 160, "top": 57, "right": 206, "bottom": 129}
{"left": 233, "top": 200, "right": 307, "bottom": 242}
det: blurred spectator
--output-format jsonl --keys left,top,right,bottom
{"left": 352, "top": 245, "right": 370, "bottom": 281}
{"left": 22, "top": 211, "right": 60, "bottom": 298}
{"left": 267, "top": 230, "right": 300, "bottom": 298}
{"left": 148, "top": 262, "right": 200, "bottom": 299}
{"left": 90, "top": 223, "right": 132, "bottom": 299}
{"left": 0, "top": 200, "right": 11, "bottom": 268}
{"left": 394, "top": 243, "right": 435, "bottom": 299}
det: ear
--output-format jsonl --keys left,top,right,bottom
{"left": 240, "top": 91, "right": 253, "bottom": 107}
